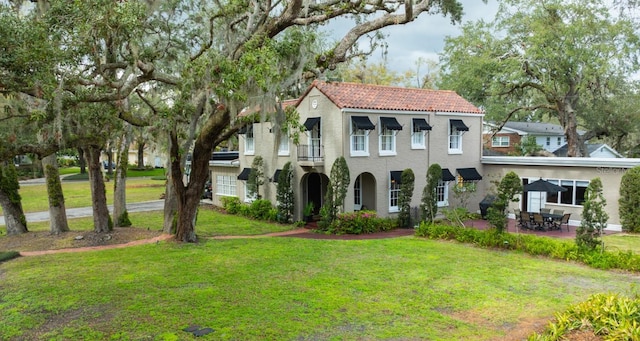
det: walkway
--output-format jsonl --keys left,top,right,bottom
{"left": 0, "top": 200, "right": 165, "bottom": 226}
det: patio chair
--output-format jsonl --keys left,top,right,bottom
{"left": 532, "top": 213, "right": 546, "bottom": 231}
{"left": 540, "top": 208, "right": 551, "bottom": 214}
{"left": 552, "top": 209, "right": 564, "bottom": 216}
{"left": 554, "top": 213, "right": 571, "bottom": 232}
{"left": 519, "top": 212, "right": 531, "bottom": 229}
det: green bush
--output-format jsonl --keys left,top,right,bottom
{"left": 529, "top": 293, "right": 640, "bottom": 340}
{"left": 0, "top": 251, "right": 20, "bottom": 263}
{"left": 221, "top": 196, "right": 243, "bottom": 215}
{"left": 415, "top": 222, "right": 640, "bottom": 272}
{"left": 619, "top": 166, "right": 640, "bottom": 233}
{"left": 249, "top": 199, "right": 274, "bottom": 220}
{"left": 324, "top": 210, "right": 397, "bottom": 235}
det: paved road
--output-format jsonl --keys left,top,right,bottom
{"left": 0, "top": 200, "right": 165, "bottom": 226}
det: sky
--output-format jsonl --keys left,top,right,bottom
{"left": 323, "top": 0, "right": 501, "bottom": 73}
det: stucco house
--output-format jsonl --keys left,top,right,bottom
{"left": 209, "top": 80, "right": 486, "bottom": 221}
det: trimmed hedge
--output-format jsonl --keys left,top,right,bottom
{"left": 415, "top": 222, "right": 640, "bottom": 272}
{"left": 221, "top": 197, "right": 278, "bottom": 222}
{"left": 319, "top": 210, "right": 397, "bottom": 235}
{"left": 0, "top": 251, "right": 20, "bottom": 263}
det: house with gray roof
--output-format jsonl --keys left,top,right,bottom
{"left": 483, "top": 121, "right": 588, "bottom": 154}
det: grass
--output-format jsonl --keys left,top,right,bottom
{"left": 22, "top": 208, "right": 295, "bottom": 237}
{"left": 9, "top": 178, "right": 165, "bottom": 214}
{"left": 0, "top": 236, "right": 638, "bottom": 340}
{"left": 603, "top": 233, "right": 640, "bottom": 254}
{"left": 62, "top": 168, "right": 166, "bottom": 181}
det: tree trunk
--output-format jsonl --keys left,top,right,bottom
{"left": 84, "top": 145, "right": 112, "bottom": 233}
{"left": 137, "top": 141, "right": 145, "bottom": 169}
{"left": 77, "top": 147, "right": 86, "bottom": 174}
{"left": 162, "top": 155, "right": 178, "bottom": 234}
{"left": 113, "top": 130, "right": 131, "bottom": 227}
{"left": 106, "top": 148, "right": 114, "bottom": 175}
{"left": 42, "top": 154, "right": 69, "bottom": 234}
{"left": 0, "top": 162, "right": 28, "bottom": 235}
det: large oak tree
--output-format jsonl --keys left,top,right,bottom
{"left": 3, "top": 0, "right": 473, "bottom": 242}
{"left": 439, "top": 0, "right": 640, "bottom": 156}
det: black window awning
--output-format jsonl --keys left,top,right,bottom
{"left": 237, "top": 168, "right": 252, "bottom": 181}
{"left": 351, "top": 116, "right": 375, "bottom": 130}
{"left": 413, "top": 118, "right": 432, "bottom": 131}
{"left": 450, "top": 119, "right": 469, "bottom": 131}
{"left": 442, "top": 168, "right": 456, "bottom": 182}
{"left": 390, "top": 171, "right": 403, "bottom": 184}
{"left": 303, "top": 117, "right": 321, "bottom": 131}
{"left": 272, "top": 169, "right": 282, "bottom": 183}
{"left": 457, "top": 168, "right": 483, "bottom": 181}
{"left": 380, "top": 117, "right": 403, "bottom": 130}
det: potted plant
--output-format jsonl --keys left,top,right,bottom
{"left": 303, "top": 202, "right": 314, "bottom": 222}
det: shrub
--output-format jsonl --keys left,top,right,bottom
{"left": 619, "top": 166, "right": 640, "bottom": 233}
{"left": 324, "top": 210, "right": 397, "bottom": 235}
{"left": 529, "top": 293, "right": 640, "bottom": 340}
{"left": 397, "top": 169, "right": 415, "bottom": 228}
{"left": 0, "top": 251, "right": 20, "bottom": 263}
{"left": 221, "top": 196, "right": 243, "bottom": 215}
{"left": 421, "top": 163, "right": 442, "bottom": 223}
{"left": 414, "top": 222, "right": 640, "bottom": 272}
{"left": 276, "top": 162, "right": 294, "bottom": 223}
{"left": 249, "top": 199, "right": 273, "bottom": 220}
{"left": 577, "top": 177, "right": 608, "bottom": 250}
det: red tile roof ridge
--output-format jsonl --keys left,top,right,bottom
{"left": 309, "top": 80, "right": 483, "bottom": 114}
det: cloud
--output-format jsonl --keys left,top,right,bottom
{"left": 322, "top": 0, "right": 499, "bottom": 73}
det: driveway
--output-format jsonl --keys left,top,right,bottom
{"left": 0, "top": 200, "right": 165, "bottom": 226}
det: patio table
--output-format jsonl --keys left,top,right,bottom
{"left": 541, "top": 213, "right": 563, "bottom": 230}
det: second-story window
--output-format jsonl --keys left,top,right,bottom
{"left": 278, "top": 133, "right": 289, "bottom": 156}
{"left": 492, "top": 136, "right": 509, "bottom": 147}
{"left": 244, "top": 124, "right": 254, "bottom": 155}
{"left": 411, "top": 118, "right": 430, "bottom": 149}
{"left": 379, "top": 117, "right": 402, "bottom": 155}
{"left": 448, "top": 119, "right": 468, "bottom": 154}
{"left": 350, "top": 116, "right": 374, "bottom": 156}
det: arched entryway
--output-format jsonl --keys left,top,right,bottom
{"left": 354, "top": 172, "right": 376, "bottom": 212}
{"left": 301, "top": 172, "right": 329, "bottom": 216}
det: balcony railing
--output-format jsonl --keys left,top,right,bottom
{"left": 297, "top": 143, "right": 324, "bottom": 162}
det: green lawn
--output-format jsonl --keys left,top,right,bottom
{"left": 0, "top": 235, "right": 637, "bottom": 340}
{"left": 62, "top": 167, "right": 166, "bottom": 181}
{"left": 603, "top": 233, "right": 640, "bottom": 254}
{"left": 23, "top": 208, "right": 295, "bottom": 237}
{"left": 7, "top": 178, "right": 165, "bottom": 214}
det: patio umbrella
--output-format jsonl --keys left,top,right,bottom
{"left": 523, "top": 179, "right": 567, "bottom": 212}
{"left": 523, "top": 179, "right": 567, "bottom": 193}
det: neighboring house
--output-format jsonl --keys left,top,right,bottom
{"left": 553, "top": 143, "right": 622, "bottom": 158}
{"left": 483, "top": 121, "right": 581, "bottom": 154}
{"left": 210, "top": 80, "right": 485, "bottom": 221}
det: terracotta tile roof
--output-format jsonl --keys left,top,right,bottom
{"left": 309, "top": 80, "right": 483, "bottom": 114}
{"left": 238, "top": 99, "right": 299, "bottom": 117}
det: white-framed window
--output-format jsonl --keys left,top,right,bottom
{"left": 389, "top": 179, "right": 401, "bottom": 212}
{"left": 436, "top": 180, "right": 449, "bottom": 207}
{"left": 379, "top": 126, "right": 396, "bottom": 155}
{"left": 278, "top": 133, "right": 289, "bottom": 156}
{"left": 412, "top": 128, "right": 425, "bottom": 149}
{"left": 215, "top": 175, "right": 237, "bottom": 196}
{"left": 557, "top": 137, "right": 562, "bottom": 146}
{"left": 448, "top": 122, "right": 463, "bottom": 154}
{"left": 491, "top": 136, "right": 510, "bottom": 147}
{"left": 244, "top": 185, "right": 256, "bottom": 203}
{"left": 544, "top": 179, "right": 589, "bottom": 206}
{"left": 354, "top": 176, "right": 362, "bottom": 210}
{"left": 244, "top": 124, "right": 254, "bottom": 155}
{"left": 351, "top": 124, "right": 369, "bottom": 156}
{"left": 546, "top": 137, "right": 551, "bottom": 146}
